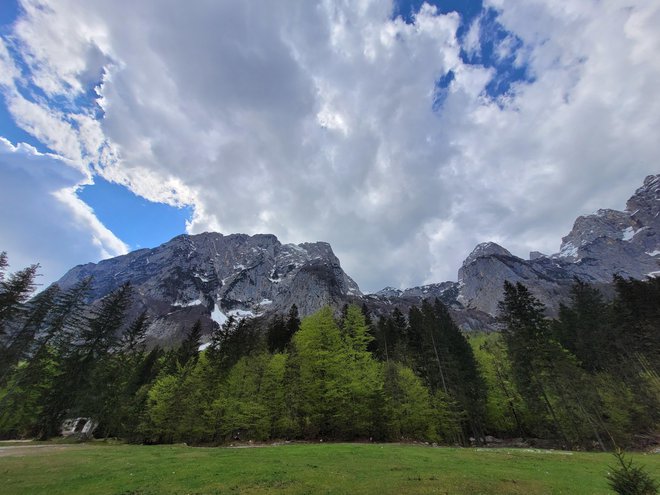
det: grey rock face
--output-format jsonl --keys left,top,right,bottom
{"left": 365, "top": 280, "right": 495, "bottom": 333}
{"left": 456, "top": 244, "right": 576, "bottom": 315}
{"left": 554, "top": 174, "right": 660, "bottom": 280}
{"left": 529, "top": 251, "right": 546, "bottom": 260}
{"left": 52, "top": 175, "right": 659, "bottom": 340}
{"left": 55, "top": 233, "right": 360, "bottom": 344}
{"left": 456, "top": 175, "right": 660, "bottom": 316}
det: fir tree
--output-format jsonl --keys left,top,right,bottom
{"left": 0, "top": 261, "right": 39, "bottom": 337}
{"left": 178, "top": 319, "right": 203, "bottom": 367}
{"left": 0, "top": 285, "right": 59, "bottom": 383}
{"left": 266, "top": 315, "right": 288, "bottom": 353}
{"left": 285, "top": 304, "right": 301, "bottom": 341}
{"left": 121, "top": 310, "right": 149, "bottom": 355}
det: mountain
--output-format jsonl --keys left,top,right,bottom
{"left": 55, "top": 233, "right": 360, "bottom": 345}
{"left": 368, "top": 174, "right": 659, "bottom": 320}
{"left": 54, "top": 175, "right": 659, "bottom": 343}
{"left": 452, "top": 174, "right": 660, "bottom": 315}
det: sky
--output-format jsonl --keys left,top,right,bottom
{"left": 0, "top": 0, "right": 659, "bottom": 293}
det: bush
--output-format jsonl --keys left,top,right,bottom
{"left": 607, "top": 449, "right": 658, "bottom": 495}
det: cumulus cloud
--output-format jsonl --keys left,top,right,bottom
{"left": 0, "top": 138, "right": 127, "bottom": 286}
{"left": 1, "top": 0, "right": 659, "bottom": 292}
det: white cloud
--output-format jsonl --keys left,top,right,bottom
{"left": 0, "top": 138, "right": 127, "bottom": 286}
{"left": 1, "top": 0, "right": 659, "bottom": 292}
{"left": 4, "top": 90, "right": 86, "bottom": 167}
{"left": 0, "top": 38, "right": 21, "bottom": 87}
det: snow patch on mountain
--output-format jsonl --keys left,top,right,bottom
{"left": 211, "top": 306, "right": 227, "bottom": 326}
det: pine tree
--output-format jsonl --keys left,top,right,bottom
{"left": 0, "top": 261, "right": 39, "bottom": 337}
{"left": 498, "top": 281, "right": 565, "bottom": 438}
{"left": 498, "top": 281, "right": 612, "bottom": 448}
{"left": 178, "top": 319, "right": 203, "bottom": 367}
{"left": 206, "top": 314, "right": 239, "bottom": 376}
{"left": 78, "top": 282, "right": 133, "bottom": 360}
{"left": 121, "top": 310, "right": 149, "bottom": 355}
{"left": 553, "top": 280, "right": 611, "bottom": 371}
{"left": 611, "top": 276, "right": 660, "bottom": 372}
{"left": 607, "top": 449, "right": 659, "bottom": 495}
{"left": 38, "top": 277, "right": 94, "bottom": 354}
{"left": 0, "top": 285, "right": 59, "bottom": 383}
{"left": 266, "top": 315, "right": 288, "bottom": 353}
{"left": 285, "top": 304, "right": 301, "bottom": 341}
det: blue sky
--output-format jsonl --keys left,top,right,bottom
{"left": 0, "top": 0, "right": 528, "bottom": 253}
{"left": 0, "top": 0, "right": 658, "bottom": 291}
{"left": 77, "top": 178, "right": 193, "bottom": 250}
{"left": 0, "top": 0, "right": 193, "bottom": 252}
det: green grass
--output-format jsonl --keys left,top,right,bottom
{"left": 0, "top": 442, "right": 658, "bottom": 494}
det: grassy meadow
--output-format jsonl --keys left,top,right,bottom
{"left": 1, "top": 442, "right": 658, "bottom": 494}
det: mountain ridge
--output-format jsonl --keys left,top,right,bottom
{"left": 53, "top": 174, "right": 660, "bottom": 343}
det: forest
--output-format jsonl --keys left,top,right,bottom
{"left": 0, "top": 251, "right": 658, "bottom": 450}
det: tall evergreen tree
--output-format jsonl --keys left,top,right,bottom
{"left": 498, "top": 281, "right": 565, "bottom": 438}
{"left": 0, "top": 261, "right": 39, "bottom": 337}
{"left": 266, "top": 315, "right": 288, "bottom": 353}
{"left": 35, "top": 281, "right": 132, "bottom": 438}
{"left": 553, "top": 280, "right": 611, "bottom": 371}
{"left": 120, "top": 310, "right": 149, "bottom": 355}
{"left": 178, "top": 319, "right": 203, "bottom": 368}
{"left": 498, "top": 281, "right": 612, "bottom": 449}
{"left": 0, "top": 285, "right": 59, "bottom": 382}
{"left": 285, "top": 304, "right": 301, "bottom": 340}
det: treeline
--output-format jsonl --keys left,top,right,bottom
{"left": 0, "top": 251, "right": 658, "bottom": 448}
{"left": 479, "top": 279, "right": 659, "bottom": 449}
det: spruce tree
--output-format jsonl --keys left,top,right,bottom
{"left": 0, "top": 285, "right": 60, "bottom": 387}
{"left": 78, "top": 282, "right": 133, "bottom": 361}
{"left": 0, "top": 261, "right": 39, "bottom": 337}
{"left": 554, "top": 280, "right": 611, "bottom": 371}
{"left": 285, "top": 304, "right": 301, "bottom": 341}
{"left": 121, "top": 310, "right": 149, "bottom": 355}
{"left": 266, "top": 315, "right": 288, "bottom": 353}
{"left": 178, "top": 319, "right": 203, "bottom": 367}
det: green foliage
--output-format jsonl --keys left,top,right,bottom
{"left": 471, "top": 333, "right": 527, "bottom": 436}
{"left": 0, "top": 348, "right": 61, "bottom": 438}
{"left": 607, "top": 449, "right": 659, "bottom": 495}
{"left": 0, "top": 250, "right": 658, "bottom": 450}
{"left": 266, "top": 305, "right": 300, "bottom": 353}
{"left": 177, "top": 319, "right": 202, "bottom": 367}
{"left": 0, "top": 259, "right": 39, "bottom": 335}
{"left": 379, "top": 362, "right": 438, "bottom": 441}
{"left": 405, "top": 300, "right": 486, "bottom": 442}
{"left": 291, "top": 305, "right": 381, "bottom": 438}
{"left": 213, "top": 354, "right": 272, "bottom": 441}
{"left": 142, "top": 374, "right": 181, "bottom": 443}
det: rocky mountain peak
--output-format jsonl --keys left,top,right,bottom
{"left": 626, "top": 174, "right": 660, "bottom": 225}
{"left": 50, "top": 175, "right": 659, "bottom": 341}
{"left": 373, "top": 287, "right": 403, "bottom": 298}
{"left": 453, "top": 174, "right": 660, "bottom": 317}
{"left": 463, "top": 242, "right": 513, "bottom": 265}
{"left": 54, "top": 232, "right": 361, "bottom": 345}
{"left": 554, "top": 174, "right": 659, "bottom": 267}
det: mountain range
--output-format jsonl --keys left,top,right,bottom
{"left": 54, "top": 174, "right": 660, "bottom": 344}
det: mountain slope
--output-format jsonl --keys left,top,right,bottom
{"left": 56, "top": 233, "right": 360, "bottom": 344}
{"left": 452, "top": 174, "right": 660, "bottom": 315}
{"left": 54, "top": 175, "right": 659, "bottom": 341}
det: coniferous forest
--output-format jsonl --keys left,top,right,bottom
{"left": 0, "top": 251, "right": 658, "bottom": 450}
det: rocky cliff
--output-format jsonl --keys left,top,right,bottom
{"left": 55, "top": 233, "right": 360, "bottom": 345}
{"left": 452, "top": 175, "right": 660, "bottom": 316}
{"left": 54, "top": 175, "right": 659, "bottom": 342}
